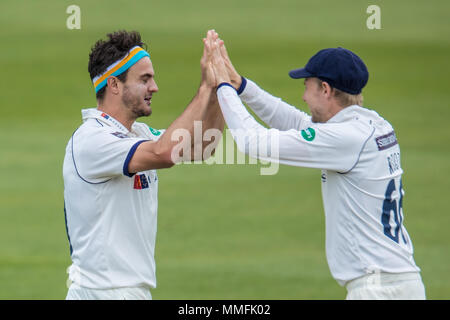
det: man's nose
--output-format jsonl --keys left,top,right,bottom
{"left": 149, "top": 80, "right": 158, "bottom": 93}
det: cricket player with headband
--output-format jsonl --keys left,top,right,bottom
{"left": 209, "top": 30, "right": 425, "bottom": 299}
{"left": 63, "top": 30, "right": 224, "bottom": 299}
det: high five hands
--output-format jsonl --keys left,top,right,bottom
{"left": 201, "top": 29, "right": 242, "bottom": 90}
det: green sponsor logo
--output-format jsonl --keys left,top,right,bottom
{"left": 148, "top": 126, "right": 161, "bottom": 136}
{"left": 301, "top": 128, "right": 316, "bottom": 141}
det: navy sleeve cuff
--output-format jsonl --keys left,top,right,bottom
{"left": 236, "top": 76, "right": 247, "bottom": 95}
{"left": 217, "top": 82, "right": 235, "bottom": 91}
{"left": 123, "top": 140, "right": 148, "bottom": 177}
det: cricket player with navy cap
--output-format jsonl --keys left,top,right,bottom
{"left": 209, "top": 30, "right": 425, "bottom": 299}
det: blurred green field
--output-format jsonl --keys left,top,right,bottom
{"left": 0, "top": 0, "right": 449, "bottom": 299}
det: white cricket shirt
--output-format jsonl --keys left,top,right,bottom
{"left": 217, "top": 80, "right": 420, "bottom": 286}
{"left": 63, "top": 108, "right": 164, "bottom": 289}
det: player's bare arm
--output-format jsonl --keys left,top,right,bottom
{"left": 128, "top": 30, "right": 224, "bottom": 174}
{"left": 195, "top": 30, "right": 225, "bottom": 158}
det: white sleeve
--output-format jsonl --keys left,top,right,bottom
{"left": 239, "top": 78, "right": 312, "bottom": 131}
{"left": 217, "top": 84, "right": 375, "bottom": 172}
{"left": 72, "top": 126, "right": 148, "bottom": 181}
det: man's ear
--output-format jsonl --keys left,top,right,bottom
{"left": 106, "top": 76, "right": 121, "bottom": 95}
{"left": 321, "top": 81, "right": 333, "bottom": 98}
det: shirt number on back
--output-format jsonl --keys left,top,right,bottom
{"left": 381, "top": 179, "right": 407, "bottom": 244}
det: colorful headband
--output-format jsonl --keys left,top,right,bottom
{"left": 92, "top": 46, "right": 150, "bottom": 93}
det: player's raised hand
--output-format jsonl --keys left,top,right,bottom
{"left": 200, "top": 30, "right": 216, "bottom": 88}
{"left": 207, "top": 30, "right": 231, "bottom": 85}
{"left": 218, "top": 38, "right": 242, "bottom": 90}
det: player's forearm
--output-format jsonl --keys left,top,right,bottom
{"left": 202, "top": 92, "right": 225, "bottom": 132}
{"left": 156, "top": 84, "right": 216, "bottom": 163}
{"left": 195, "top": 93, "right": 224, "bottom": 159}
{"left": 127, "top": 85, "right": 214, "bottom": 172}
{"left": 240, "top": 78, "right": 311, "bottom": 130}
{"left": 216, "top": 83, "right": 267, "bottom": 152}
{"left": 180, "top": 85, "right": 225, "bottom": 161}
{"left": 217, "top": 84, "right": 264, "bottom": 131}
{"left": 216, "top": 83, "right": 283, "bottom": 163}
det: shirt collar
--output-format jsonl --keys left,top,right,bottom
{"left": 326, "top": 105, "right": 361, "bottom": 123}
{"left": 81, "top": 108, "right": 130, "bottom": 133}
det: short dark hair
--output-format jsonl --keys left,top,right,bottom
{"left": 88, "top": 30, "right": 147, "bottom": 101}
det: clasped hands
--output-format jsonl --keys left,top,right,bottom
{"left": 200, "top": 29, "right": 242, "bottom": 90}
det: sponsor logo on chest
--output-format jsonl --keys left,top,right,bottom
{"left": 133, "top": 173, "right": 157, "bottom": 190}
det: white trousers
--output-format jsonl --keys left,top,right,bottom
{"left": 345, "top": 272, "right": 426, "bottom": 300}
{"left": 66, "top": 283, "right": 152, "bottom": 300}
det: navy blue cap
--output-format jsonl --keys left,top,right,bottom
{"left": 289, "top": 47, "right": 369, "bottom": 94}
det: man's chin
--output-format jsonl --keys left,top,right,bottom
{"left": 144, "top": 107, "right": 152, "bottom": 117}
{"left": 135, "top": 106, "right": 152, "bottom": 118}
{"left": 311, "top": 117, "right": 325, "bottom": 123}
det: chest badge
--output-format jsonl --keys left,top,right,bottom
{"left": 301, "top": 128, "right": 316, "bottom": 141}
{"left": 134, "top": 174, "right": 149, "bottom": 189}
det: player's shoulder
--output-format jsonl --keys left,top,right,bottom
{"left": 133, "top": 121, "right": 165, "bottom": 140}
{"left": 352, "top": 105, "right": 391, "bottom": 125}
{"left": 313, "top": 106, "right": 375, "bottom": 142}
{"left": 71, "top": 119, "right": 130, "bottom": 157}
{"left": 74, "top": 118, "right": 116, "bottom": 139}
{"left": 347, "top": 106, "right": 402, "bottom": 156}
{"left": 352, "top": 105, "right": 397, "bottom": 137}
{"left": 336, "top": 105, "right": 387, "bottom": 138}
